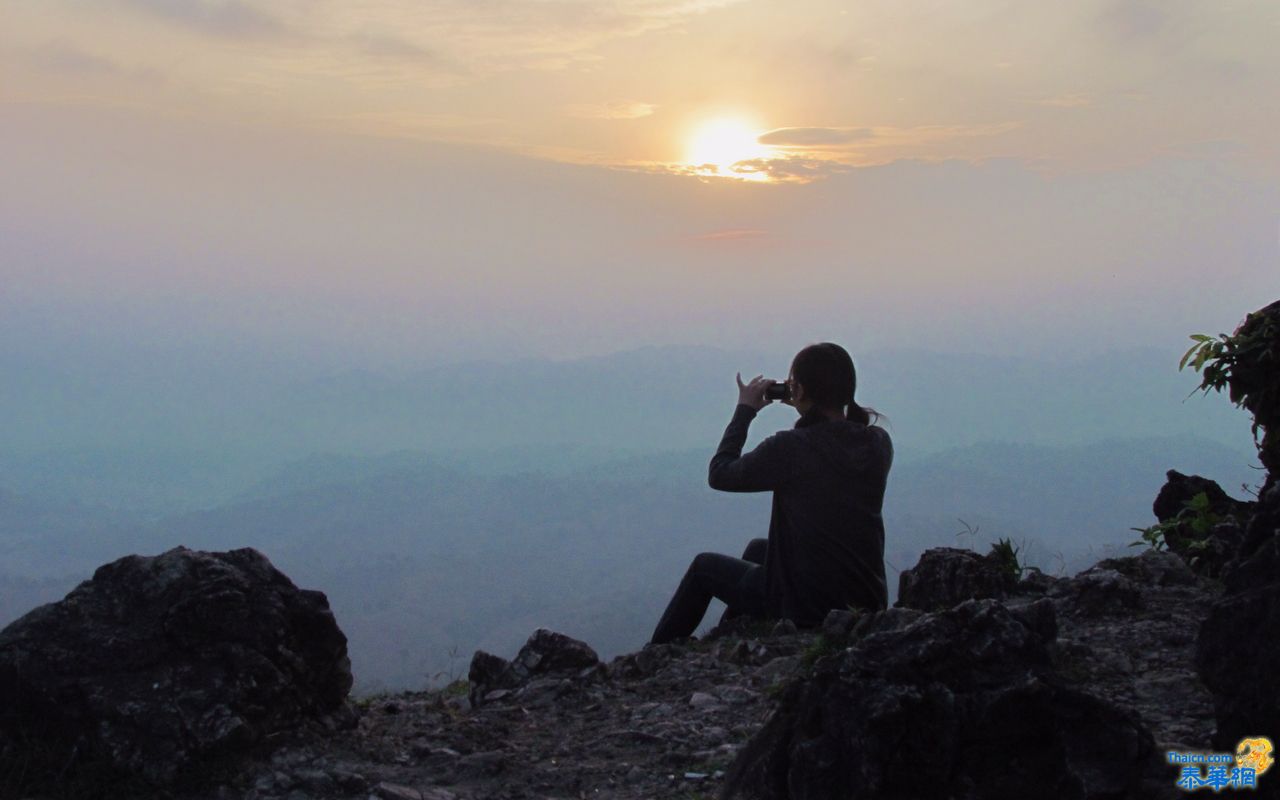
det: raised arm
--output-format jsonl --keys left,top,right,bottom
{"left": 708, "top": 403, "right": 789, "bottom": 492}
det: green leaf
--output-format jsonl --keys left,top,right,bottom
{"left": 1179, "top": 343, "right": 1200, "bottom": 370}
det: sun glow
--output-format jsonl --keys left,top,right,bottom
{"left": 684, "top": 118, "right": 773, "bottom": 180}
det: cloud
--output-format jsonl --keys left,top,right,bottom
{"left": 25, "top": 42, "right": 124, "bottom": 76}
{"left": 21, "top": 41, "right": 165, "bottom": 84}
{"left": 350, "top": 33, "right": 443, "bottom": 63}
{"left": 1036, "top": 93, "right": 1092, "bottom": 108}
{"left": 118, "top": 0, "right": 285, "bottom": 39}
{"left": 758, "top": 127, "right": 875, "bottom": 147}
{"left": 730, "top": 156, "right": 857, "bottom": 182}
{"left": 566, "top": 101, "right": 657, "bottom": 120}
{"left": 1097, "top": 0, "right": 1169, "bottom": 40}
{"left": 666, "top": 228, "right": 790, "bottom": 252}
{"left": 364, "top": 0, "right": 748, "bottom": 72}
{"left": 760, "top": 123, "right": 1020, "bottom": 152}
{"left": 680, "top": 228, "right": 772, "bottom": 243}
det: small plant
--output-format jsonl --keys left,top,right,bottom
{"left": 800, "top": 633, "right": 849, "bottom": 668}
{"left": 352, "top": 690, "right": 390, "bottom": 709}
{"left": 955, "top": 518, "right": 981, "bottom": 549}
{"left": 1130, "top": 518, "right": 1174, "bottom": 551}
{"left": 441, "top": 678, "right": 469, "bottom": 698}
{"left": 988, "top": 537, "right": 1024, "bottom": 584}
{"left": 763, "top": 678, "right": 792, "bottom": 700}
{"left": 1050, "top": 550, "right": 1067, "bottom": 578}
{"left": 428, "top": 644, "right": 465, "bottom": 689}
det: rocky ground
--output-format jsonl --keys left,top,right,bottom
{"left": 164, "top": 549, "right": 1221, "bottom": 800}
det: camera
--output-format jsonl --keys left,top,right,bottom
{"left": 764, "top": 380, "right": 791, "bottom": 402}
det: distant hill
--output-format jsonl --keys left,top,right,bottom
{"left": 0, "top": 344, "right": 1254, "bottom": 513}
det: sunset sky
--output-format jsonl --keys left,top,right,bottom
{"left": 2, "top": 0, "right": 1277, "bottom": 367}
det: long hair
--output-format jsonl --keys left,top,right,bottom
{"left": 790, "top": 342, "right": 885, "bottom": 426}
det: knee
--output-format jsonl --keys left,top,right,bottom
{"left": 743, "top": 538, "right": 767, "bottom": 563}
{"left": 690, "top": 552, "right": 717, "bottom": 571}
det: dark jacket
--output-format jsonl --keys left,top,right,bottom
{"left": 708, "top": 403, "right": 892, "bottom": 625}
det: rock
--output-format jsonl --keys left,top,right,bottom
{"left": 1150, "top": 470, "right": 1254, "bottom": 576}
{"left": 688, "top": 691, "right": 719, "bottom": 708}
{"left": 625, "top": 643, "right": 675, "bottom": 677}
{"left": 896, "top": 546, "right": 1013, "bottom": 611}
{"left": 513, "top": 676, "right": 572, "bottom": 708}
{"left": 821, "top": 608, "right": 859, "bottom": 637}
{"left": 1095, "top": 549, "right": 1197, "bottom": 587}
{"left": 1154, "top": 470, "right": 1254, "bottom": 526}
{"left": 850, "top": 605, "right": 924, "bottom": 639}
{"left": 0, "top": 545, "right": 351, "bottom": 789}
{"left": 721, "top": 598, "right": 1153, "bottom": 799}
{"left": 376, "top": 782, "right": 423, "bottom": 800}
{"left": 1197, "top": 481, "right": 1280, "bottom": 761}
{"left": 756, "top": 655, "right": 801, "bottom": 683}
{"left": 717, "top": 685, "right": 757, "bottom": 705}
{"left": 770, "top": 619, "right": 798, "bottom": 636}
{"left": 511, "top": 628, "right": 599, "bottom": 678}
{"left": 469, "top": 629, "right": 598, "bottom": 707}
{"left": 457, "top": 749, "right": 507, "bottom": 776}
{"left": 1055, "top": 567, "right": 1142, "bottom": 617}
{"left": 293, "top": 767, "right": 336, "bottom": 793}
{"left": 1008, "top": 596, "right": 1058, "bottom": 643}
{"left": 331, "top": 767, "right": 368, "bottom": 792}
{"left": 1016, "top": 565, "right": 1062, "bottom": 594}
{"left": 468, "top": 650, "right": 522, "bottom": 706}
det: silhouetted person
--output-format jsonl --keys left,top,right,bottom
{"left": 649, "top": 342, "right": 892, "bottom": 645}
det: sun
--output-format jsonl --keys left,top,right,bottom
{"left": 684, "top": 117, "right": 773, "bottom": 180}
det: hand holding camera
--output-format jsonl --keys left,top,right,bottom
{"left": 737, "top": 372, "right": 791, "bottom": 410}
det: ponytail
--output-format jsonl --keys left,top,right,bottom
{"left": 846, "top": 400, "right": 885, "bottom": 426}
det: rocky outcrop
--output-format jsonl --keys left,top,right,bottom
{"left": 719, "top": 597, "right": 1154, "bottom": 800}
{"left": 0, "top": 545, "right": 354, "bottom": 791}
{"left": 1196, "top": 480, "right": 1280, "bottom": 788}
{"left": 1181, "top": 299, "right": 1280, "bottom": 797}
{"left": 49, "top": 540, "right": 1212, "bottom": 800}
{"left": 0, "top": 502, "right": 1236, "bottom": 799}
{"left": 894, "top": 546, "right": 1016, "bottom": 610}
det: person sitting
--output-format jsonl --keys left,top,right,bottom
{"left": 648, "top": 342, "right": 892, "bottom": 645}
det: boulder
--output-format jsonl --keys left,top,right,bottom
{"left": 1196, "top": 481, "right": 1280, "bottom": 769}
{"left": 1153, "top": 470, "right": 1253, "bottom": 526}
{"left": 1150, "top": 470, "right": 1253, "bottom": 576}
{"left": 721, "top": 598, "right": 1153, "bottom": 800}
{"left": 0, "top": 546, "right": 352, "bottom": 789}
{"left": 467, "top": 651, "right": 522, "bottom": 707}
{"left": 468, "top": 628, "right": 598, "bottom": 706}
{"left": 1052, "top": 567, "right": 1142, "bottom": 617}
{"left": 510, "top": 628, "right": 599, "bottom": 678}
{"left": 1015, "top": 564, "right": 1063, "bottom": 594}
{"left": 1094, "top": 548, "right": 1197, "bottom": 588}
{"left": 896, "top": 546, "right": 1014, "bottom": 611}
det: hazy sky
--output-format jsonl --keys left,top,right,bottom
{"left": 2, "top": 0, "right": 1277, "bottom": 367}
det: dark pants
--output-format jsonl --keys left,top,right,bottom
{"left": 649, "top": 538, "right": 769, "bottom": 645}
